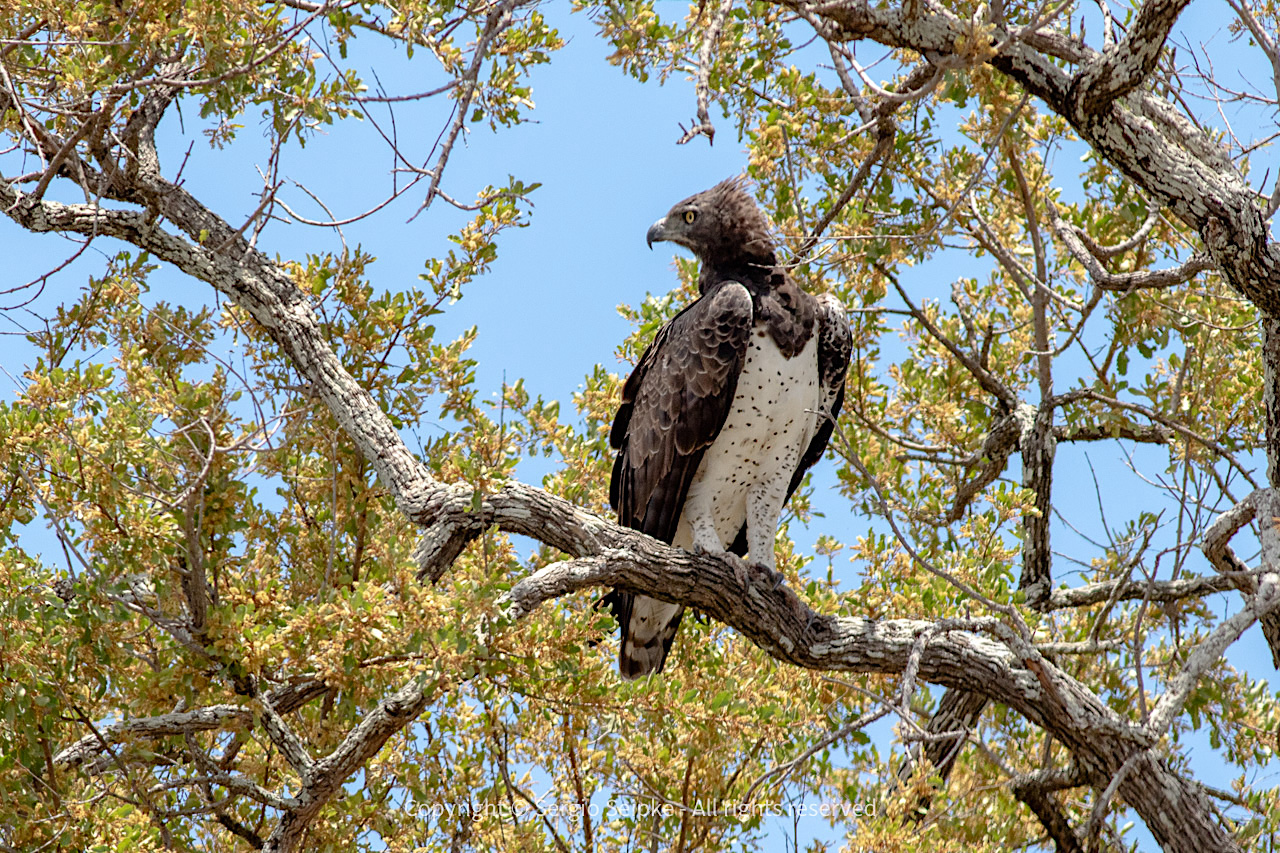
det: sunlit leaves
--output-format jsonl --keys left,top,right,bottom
{"left": 571, "top": 0, "right": 1278, "bottom": 848}
{"left": 4, "top": 0, "right": 1280, "bottom": 850}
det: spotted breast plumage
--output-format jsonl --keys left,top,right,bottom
{"left": 605, "top": 177, "right": 852, "bottom": 679}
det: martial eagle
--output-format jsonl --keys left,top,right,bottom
{"left": 606, "top": 177, "right": 853, "bottom": 679}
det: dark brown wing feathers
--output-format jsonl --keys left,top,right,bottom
{"left": 609, "top": 282, "right": 753, "bottom": 544}
{"left": 788, "top": 294, "right": 852, "bottom": 497}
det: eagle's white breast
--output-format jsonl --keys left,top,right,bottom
{"left": 673, "top": 306, "right": 821, "bottom": 557}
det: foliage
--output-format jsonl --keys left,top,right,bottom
{"left": 1, "top": 1, "right": 1278, "bottom": 852}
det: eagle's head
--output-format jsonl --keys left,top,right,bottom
{"left": 646, "top": 177, "right": 776, "bottom": 272}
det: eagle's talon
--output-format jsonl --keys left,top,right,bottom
{"left": 746, "top": 562, "right": 786, "bottom": 591}
{"left": 720, "top": 552, "right": 750, "bottom": 587}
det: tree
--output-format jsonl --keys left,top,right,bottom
{"left": 1, "top": 0, "right": 1277, "bottom": 851}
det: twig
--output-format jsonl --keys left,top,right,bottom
{"left": 676, "top": 0, "right": 735, "bottom": 145}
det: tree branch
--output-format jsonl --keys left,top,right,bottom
{"left": 1010, "top": 767, "right": 1088, "bottom": 853}
{"left": 491, "top": 519, "right": 1236, "bottom": 850}
{"left": 1067, "top": 0, "right": 1193, "bottom": 116}
{"left": 1044, "top": 572, "right": 1242, "bottom": 609}
{"left": 676, "top": 0, "right": 734, "bottom": 145}
{"left": 1149, "top": 489, "right": 1280, "bottom": 732}
{"left": 54, "top": 680, "right": 327, "bottom": 771}
{"left": 1050, "top": 206, "right": 1215, "bottom": 292}
{"left": 1202, "top": 489, "right": 1280, "bottom": 667}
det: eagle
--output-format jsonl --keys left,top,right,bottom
{"left": 605, "top": 177, "right": 852, "bottom": 679}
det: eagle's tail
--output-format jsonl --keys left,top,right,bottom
{"left": 604, "top": 590, "right": 684, "bottom": 679}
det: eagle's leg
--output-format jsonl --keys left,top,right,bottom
{"left": 687, "top": 509, "right": 725, "bottom": 556}
{"left": 681, "top": 502, "right": 752, "bottom": 588}
{"left": 675, "top": 502, "right": 747, "bottom": 589}
{"left": 744, "top": 485, "right": 789, "bottom": 590}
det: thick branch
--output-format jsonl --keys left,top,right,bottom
{"left": 262, "top": 676, "right": 443, "bottom": 853}
{"left": 1011, "top": 784, "right": 1088, "bottom": 853}
{"left": 54, "top": 680, "right": 327, "bottom": 771}
{"left": 496, "top": 521, "right": 1235, "bottom": 850}
{"left": 255, "top": 690, "right": 316, "bottom": 786}
{"left": 54, "top": 704, "right": 252, "bottom": 771}
{"left": 1067, "top": 0, "right": 1193, "bottom": 116}
{"left": 1263, "top": 316, "right": 1280, "bottom": 489}
{"left": 1010, "top": 763, "right": 1095, "bottom": 852}
{"left": 1044, "top": 573, "right": 1241, "bottom": 609}
{"left": 792, "top": 0, "right": 1280, "bottom": 316}
{"left": 1020, "top": 402, "right": 1056, "bottom": 605}
{"left": 1054, "top": 421, "right": 1173, "bottom": 444}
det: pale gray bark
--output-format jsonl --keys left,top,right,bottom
{"left": 1010, "top": 767, "right": 1089, "bottom": 853}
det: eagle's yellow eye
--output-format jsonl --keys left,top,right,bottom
{"left": 683, "top": 210, "right": 696, "bottom": 224}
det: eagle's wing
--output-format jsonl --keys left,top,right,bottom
{"left": 785, "top": 292, "right": 852, "bottom": 499}
{"left": 609, "top": 281, "right": 753, "bottom": 540}
{"left": 605, "top": 281, "right": 753, "bottom": 678}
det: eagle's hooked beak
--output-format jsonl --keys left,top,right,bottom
{"left": 645, "top": 219, "right": 667, "bottom": 250}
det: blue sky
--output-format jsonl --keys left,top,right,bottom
{"left": 2, "top": 2, "right": 1278, "bottom": 850}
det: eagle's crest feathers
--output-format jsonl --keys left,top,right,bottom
{"left": 648, "top": 176, "right": 776, "bottom": 280}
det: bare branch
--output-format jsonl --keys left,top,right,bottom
{"left": 1152, "top": 491, "right": 1280, "bottom": 733}
{"left": 1044, "top": 573, "right": 1242, "bottom": 609}
{"left": 793, "top": 60, "right": 939, "bottom": 261}
{"left": 1071, "top": 203, "right": 1159, "bottom": 261}
{"left": 1202, "top": 489, "right": 1280, "bottom": 666}
{"left": 1050, "top": 207, "right": 1215, "bottom": 292}
{"left": 1086, "top": 750, "right": 1143, "bottom": 848}
{"left": 413, "top": 0, "right": 528, "bottom": 214}
{"left": 1221, "top": 0, "right": 1280, "bottom": 107}
{"left": 55, "top": 679, "right": 326, "bottom": 772}
{"left": 55, "top": 705, "right": 252, "bottom": 771}
{"left": 255, "top": 690, "right": 316, "bottom": 786}
{"left": 1067, "top": 0, "right": 1194, "bottom": 116}
{"left": 676, "top": 0, "right": 734, "bottom": 145}
{"left": 1054, "top": 422, "right": 1173, "bottom": 444}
